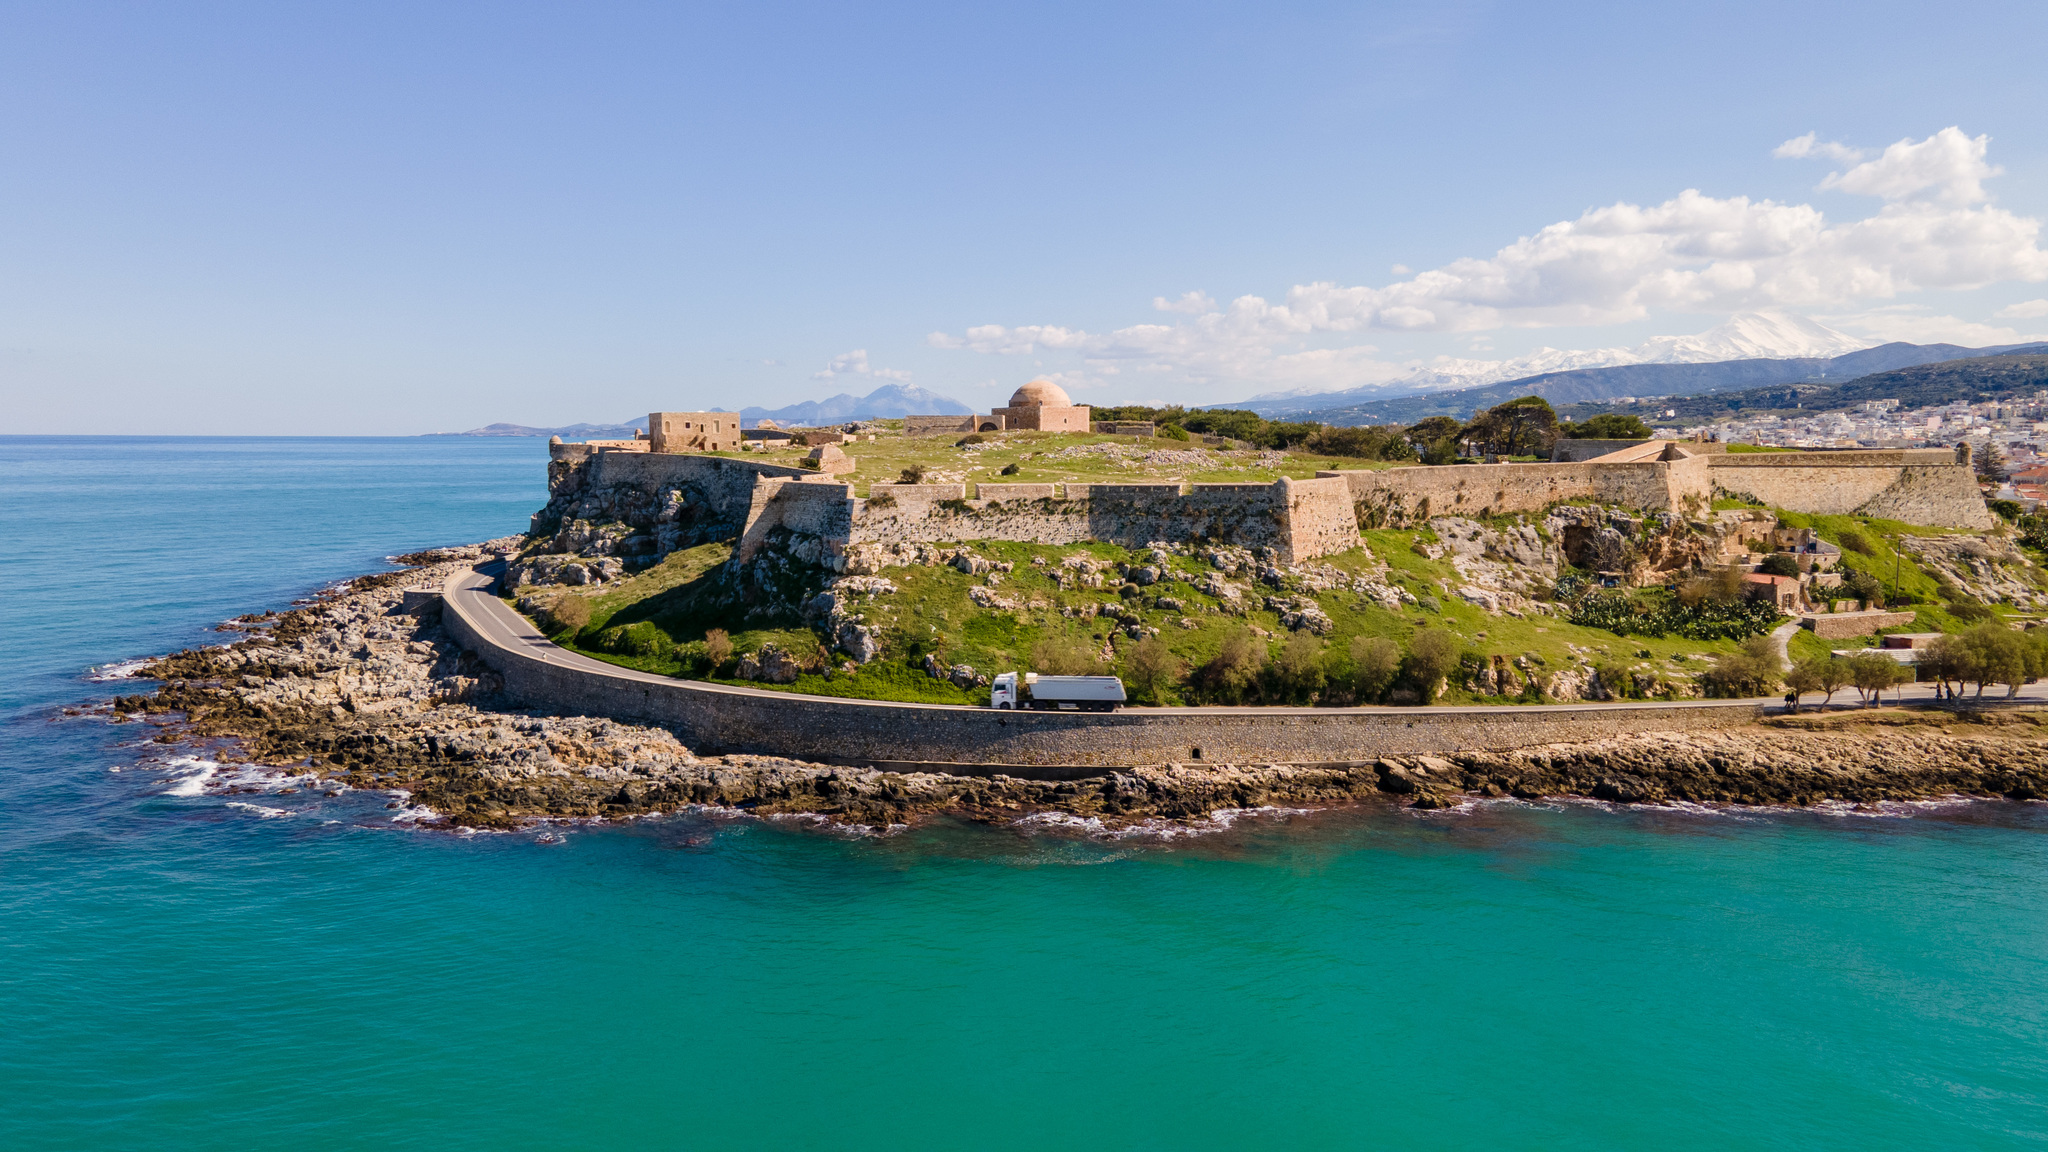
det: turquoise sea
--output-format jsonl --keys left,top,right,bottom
{"left": 4, "top": 435, "right": 2047, "bottom": 1149}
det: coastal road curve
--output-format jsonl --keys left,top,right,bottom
{"left": 439, "top": 565, "right": 1842, "bottom": 774}
{"left": 445, "top": 565, "right": 1787, "bottom": 719}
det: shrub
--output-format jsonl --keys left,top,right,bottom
{"left": 1757, "top": 553, "right": 1801, "bottom": 578}
{"left": 956, "top": 433, "right": 986, "bottom": 446}
{"left": 899, "top": 463, "right": 927, "bottom": 484}
{"left": 1836, "top": 530, "right": 1875, "bottom": 556}
{"left": 1348, "top": 635, "right": 1401, "bottom": 704}
{"left": 1157, "top": 423, "right": 1192, "bottom": 441}
{"left": 1192, "top": 628, "right": 1268, "bottom": 704}
{"left": 1842, "top": 569, "right": 1883, "bottom": 605}
{"left": 546, "top": 596, "right": 591, "bottom": 634}
{"left": 1946, "top": 598, "right": 1995, "bottom": 623}
{"left": 703, "top": 628, "right": 733, "bottom": 671}
{"left": 999, "top": 462, "right": 1021, "bottom": 476}
{"left": 866, "top": 491, "right": 897, "bottom": 508}
{"left": 1403, "top": 629, "right": 1460, "bottom": 704}
{"left": 1126, "top": 635, "right": 1182, "bottom": 704}
{"left": 1991, "top": 499, "right": 2024, "bottom": 522}
{"left": 1676, "top": 566, "right": 1746, "bottom": 606}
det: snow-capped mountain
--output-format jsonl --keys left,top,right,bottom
{"left": 1238, "top": 312, "right": 1873, "bottom": 408}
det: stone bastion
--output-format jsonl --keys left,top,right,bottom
{"left": 442, "top": 566, "right": 1768, "bottom": 775}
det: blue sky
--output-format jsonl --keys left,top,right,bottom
{"left": 4, "top": 0, "right": 2047, "bottom": 434}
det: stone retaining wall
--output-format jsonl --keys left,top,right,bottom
{"left": 1706, "top": 454, "right": 1992, "bottom": 528}
{"left": 444, "top": 567, "right": 1767, "bottom": 776}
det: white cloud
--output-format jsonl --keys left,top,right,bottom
{"left": 926, "top": 129, "right": 2048, "bottom": 397}
{"left": 1773, "top": 132, "right": 1866, "bottom": 164}
{"left": 1827, "top": 307, "right": 2046, "bottom": 347}
{"left": 1153, "top": 290, "right": 1216, "bottom": 314}
{"left": 811, "top": 348, "right": 911, "bottom": 382}
{"left": 1818, "top": 127, "right": 2001, "bottom": 206}
{"left": 1997, "top": 298, "right": 2048, "bottom": 320}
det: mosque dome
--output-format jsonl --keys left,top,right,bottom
{"left": 1008, "top": 379, "right": 1071, "bottom": 408}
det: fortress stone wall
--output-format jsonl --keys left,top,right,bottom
{"left": 1319, "top": 453, "right": 1712, "bottom": 527}
{"left": 536, "top": 437, "right": 1992, "bottom": 579}
{"left": 1706, "top": 451, "right": 1993, "bottom": 529}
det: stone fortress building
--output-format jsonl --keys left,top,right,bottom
{"left": 534, "top": 427, "right": 1994, "bottom": 585}
{"left": 905, "top": 379, "right": 1090, "bottom": 437}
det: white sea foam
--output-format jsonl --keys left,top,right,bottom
{"left": 160, "top": 756, "right": 221, "bottom": 796}
{"left": 383, "top": 790, "right": 442, "bottom": 824}
{"left": 1014, "top": 804, "right": 1314, "bottom": 840}
{"left": 226, "top": 802, "right": 294, "bottom": 818}
{"left": 89, "top": 659, "right": 153, "bottom": 681}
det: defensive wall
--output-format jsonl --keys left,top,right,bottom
{"left": 1704, "top": 450, "right": 1994, "bottom": 529}
{"left": 442, "top": 565, "right": 1769, "bottom": 774}
{"left": 539, "top": 438, "right": 1993, "bottom": 578}
{"left": 1318, "top": 450, "right": 1713, "bottom": 527}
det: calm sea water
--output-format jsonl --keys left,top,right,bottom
{"left": 4, "top": 435, "right": 2047, "bottom": 1150}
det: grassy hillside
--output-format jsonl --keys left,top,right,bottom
{"left": 711, "top": 424, "right": 1393, "bottom": 496}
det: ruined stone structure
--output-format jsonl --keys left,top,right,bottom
{"left": 649, "top": 411, "right": 742, "bottom": 453}
{"left": 905, "top": 414, "right": 1006, "bottom": 437}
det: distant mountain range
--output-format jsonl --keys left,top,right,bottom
{"left": 430, "top": 384, "right": 973, "bottom": 437}
{"left": 740, "top": 383, "right": 970, "bottom": 427}
{"left": 1267, "top": 339, "right": 2048, "bottom": 426}
{"left": 1233, "top": 312, "right": 1880, "bottom": 418}
{"left": 1555, "top": 351, "right": 2048, "bottom": 425}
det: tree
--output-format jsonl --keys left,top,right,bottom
{"left": 1465, "top": 396, "right": 1559, "bottom": 458}
{"left": 1031, "top": 636, "right": 1097, "bottom": 676}
{"left": 1700, "top": 636, "right": 1782, "bottom": 698}
{"left": 1920, "top": 634, "right": 1972, "bottom": 700}
{"left": 1125, "top": 634, "right": 1183, "bottom": 704}
{"left": 1349, "top": 635, "right": 1402, "bottom": 703}
{"left": 1403, "top": 629, "right": 1460, "bottom": 703}
{"left": 1976, "top": 440, "right": 2008, "bottom": 485}
{"left": 1405, "top": 416, "right": 1465, "bottom": 465}
{"left": 1191, "top": 628, "right": 1268, "bottom": 705}
{"left": 1561, "top": 413, "right": 1653, "bottom": 440}
{"left": 1961, "top": 622, "right": 2026, "bottom": 698}
{"left": 1784, "top": 655, "right": 1847, "bottom": 710}
{"left": 1757, "top": 553, "right": 1801, "bottom": 578}
{"left": 1842, "top": 569, "right": 1884, "bottom": 607}
{"left": 1678, "top": 566, "right": 1746, "bottom": 606}
{"left": 1271, "top": 632, "right": 1326, "bottom": 704}
{"left": 1846, "top": 652, "right": 1908, "bottom": 707}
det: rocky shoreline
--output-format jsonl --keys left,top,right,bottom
{"left": 110, "top": 542, "right": 2048, "bottom": 830}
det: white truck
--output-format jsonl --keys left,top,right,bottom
{"left": 989, "top": 671, "right": 1126, "bottom": 712}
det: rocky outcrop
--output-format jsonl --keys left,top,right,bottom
{"left": 1900, "top": 534, "right": 2047, "bottom": 609}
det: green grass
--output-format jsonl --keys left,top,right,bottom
{"left": 1724, "top": 443, "right": 1798, "bottom": 453}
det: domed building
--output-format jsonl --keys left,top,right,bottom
{"left": 991, "top": 378, "right": 1090, "bottom": 433}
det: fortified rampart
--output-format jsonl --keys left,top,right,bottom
{"left": 1319, "top": 452, "right": 1713, "bottom": 527}
{"left": 445, "top": 566, "right": 1769, "bottom": 773}
{"left": 1706, "top": 451, "right": 1993, "bottom": 529}
{"left": 536, "top": 437, "right": 1992, "bottom": 578}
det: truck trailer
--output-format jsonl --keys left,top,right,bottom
{"left": 989, "top": 672, "right": 1126, "bottom": 712}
